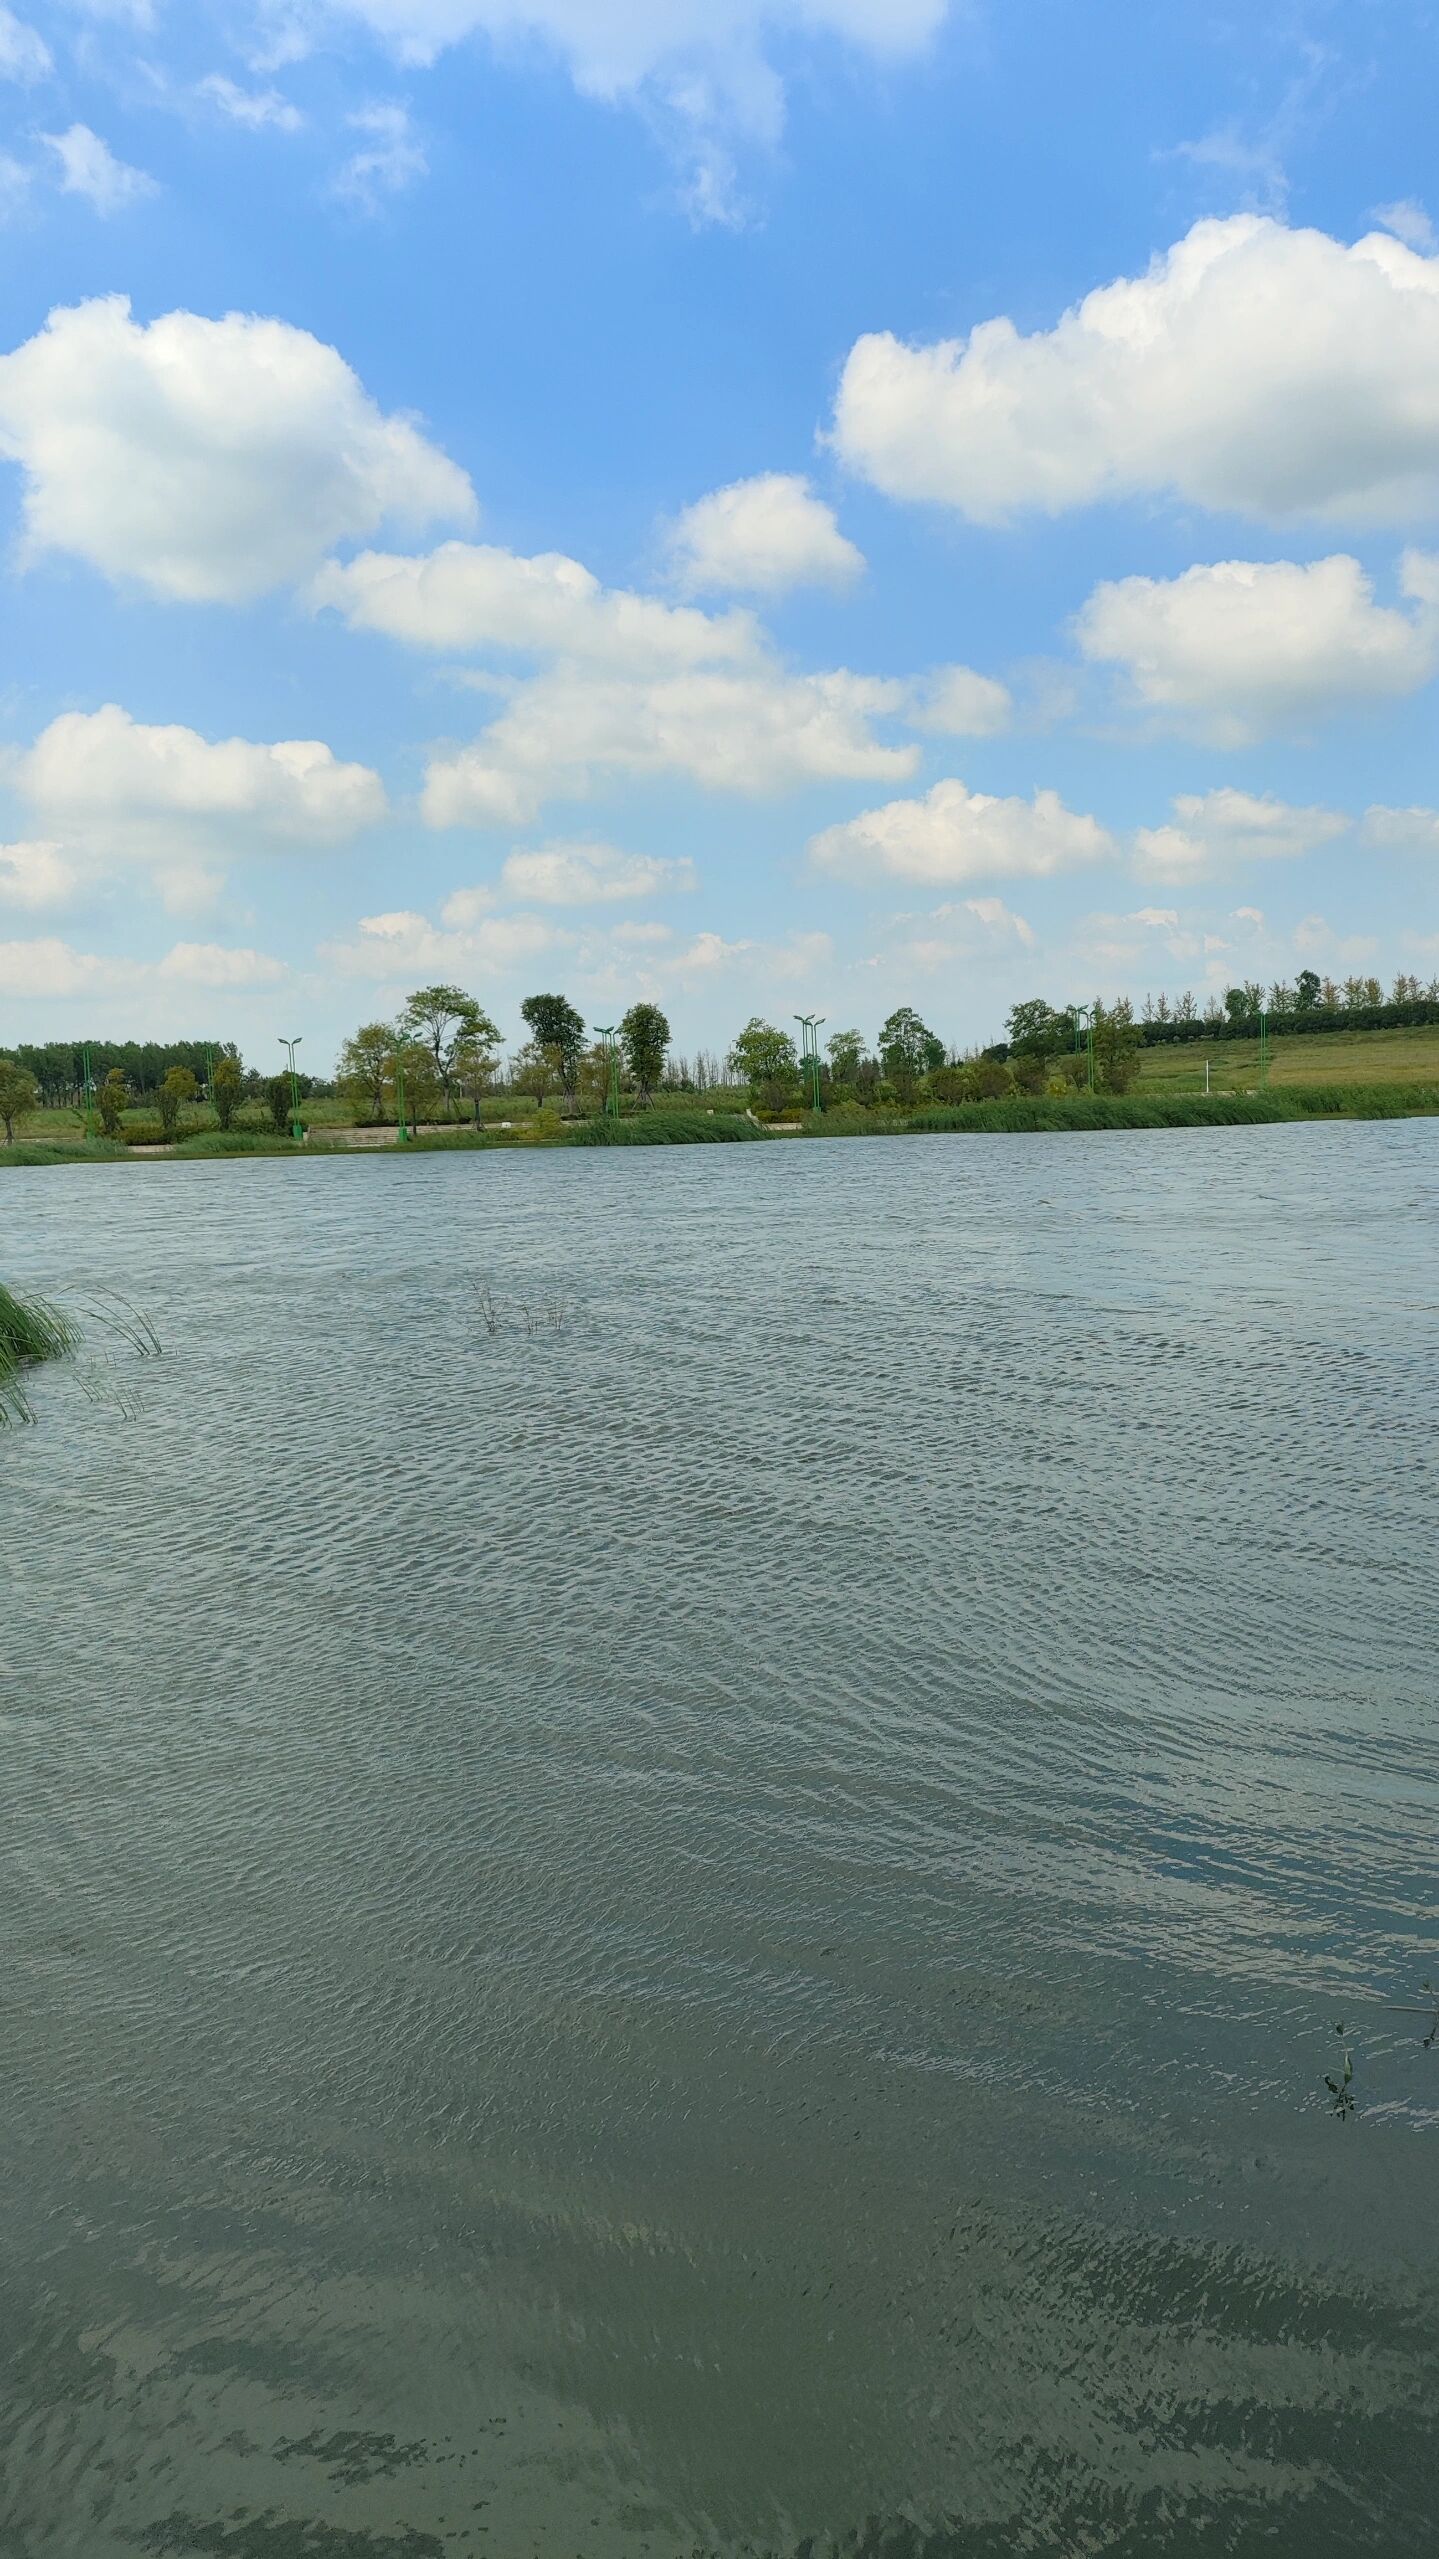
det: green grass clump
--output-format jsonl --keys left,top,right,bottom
{"left": 0, "top": 1281, "right": 77, "bottom": 1421}
{"left": 567, "top": 1110, "right": 767, "bottom": 1145}
{"left": 169, "top": 1130, "right": 306, "bottom": 1157}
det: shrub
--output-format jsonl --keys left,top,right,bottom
{"left": 567, "top": 1110, "right": 766, "bottom": 1145}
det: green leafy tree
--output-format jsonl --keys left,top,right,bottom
{"left": 1294, "top": 969, "right": 1322, "bottom": 1013}
{"left": 825, "top": 1029, "right": 868, "bottom": 1094}
{"left": 0, "top": 1057, "right": 38, "bottom": 1145}
{"left": 1091, "top": 999, "right": 1141, "bottom": 1093}
{"left": 1005, "top": 999, "right": 1069, "bottom": 1059}
{"left": 510, "top": 1040, "right": 559, "bottom": 1107}
{"left": 619, "top": 1002, "right": 670, "bottom": 1104}
{"left": 729, "top": 1018, "right": 800, "bottom": 1112}
{"left": 878, "top": 1006, "right": 941, "bottom": 1103}
{"left": 454, "top": 1024, "right": 499, "bottom": 1123}
{"left": 338, "top": 1023, "right": 394, "bottom": 1122}
{"left": 520, "top": 993, "right": 586, "bottom": 1094}
{"left": 399, "top": 985, "right": 500, "bottom": 1119}
{"left": 159, "top": 1066, "right": 197, "bottom": 1139}
{"left": 98, "top": 1067, "right": 129, "bottom": 1138}
{"left": 211, "top": 1056, "right": 244, "bottom": 1130}
{"left": 265, "top": 1072, "right": 294, "bottom": 1135}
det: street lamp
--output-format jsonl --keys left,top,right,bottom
{"left": 794, "top": 1013, "right": 826, "bottom": 1114}
{"left": 1258, "top": 1004, "right": 1269, "bottom": 1089}
{"left": 1070, "top": 1003, "right": 1096, "bottom": 1095}
{"left": 594, "top": 1024, "right": 621, "bottom": 1119}
{"left": 394, "top": 1051, "right": 410, "bottom": 1144}
{"left": 278, "top": 1035, "right": 305, "bottom": 1143}
{"left": 81, "top": 1042, "right": 97, "bottom": 1144}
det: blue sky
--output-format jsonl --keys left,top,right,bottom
{"left": 1, "top": 0, "right": 1437, "bottom": 1068}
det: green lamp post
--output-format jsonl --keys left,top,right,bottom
{"left": 594, "top": 1024, "right": 621, "bottom": 1119}
{"left": 795, "top": 1013, "right": 826, "bottom": 1114}
{"left": 278, "top": 1035, "right": 305, "bottom": 1143}
{"left": 1258, "top": 1005, "right": 1269, "bottom": 1088}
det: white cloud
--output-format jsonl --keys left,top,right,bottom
{"left": 1076, "top": 554, "right": 1438, "bottom": 742}
{"left": 19, "top": 704, "right": 388, "bottom": 842}
{"left": 0, "top": 840, "right": 73, "bottom": 908}
{"left": 312, "top": 538, "right": 759, "bottom": 668}
{"left": 42, "top": 123, "right": 156, "bottom": 212}
{"left": 322, "top": 904, "right": 563, "bottom": 980}
{"left": 0, "top": 296, "right": 475, "bottom": 602}
{"left": 1373, "top": 199, "right": 1437, "bottom": 255}
{"left": 424, "top": 664, "right": 917, "bottom": 824}
{"left": 306, "top": 0, "right": 946, "bottom": 80}
{"left": 156, "top": 941, "right": 287, "bottom": 985}
{"left": 198, "top": 74, "right": 305, "bottom": 130}
{"left": 316, "top": 536, "right": 1007, "bottom": 823}
{"left": 1292, "top": 913, "right": 1378, "bottom": 965}
{"left": 0, "top": 934, "right": 285, "bottom": 1002}
{"left": 266, "top": 0, "right": 947, "bottom": 222}
{"left": 809, "top": 776, "right": 1114, "bottom": 886}
{"left": 1132, "top": 788, "right": 1349, "bottom": 883}
{"left": 833, "top": 216, "right": 1439, "bottom": 527}
{"left": 334, "top": 102, "right": 427, "bottom": 205}
{"left": 1361, "top": 803, "right": 1439, "bottom": 853}
{"left": 498, "top": 840, "right": 697, "bottom": 904}
{"left": 0, "top": 8, "right": 50, "bottom": 78}
{"left": 905, "top": 663, "right": 1013, "bottom": 736}
{"left": 667, "top": 472, "right": 863, "bottom": 595}
{"left": 663, "top": 924, "right": 833, "bottom": 982}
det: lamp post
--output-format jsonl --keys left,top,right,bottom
{"left": 1071, "top": 1003, "right": 1096, "bottom": 1094}
{"left": 278, "top": 1035, "right": 305, "bottom": 1143}
{"left": 394, "top": 1054, "right": 410, "bottom": 1144}
{"left": 81, "top": 1042, "right": 97, "bottom": 1143}
{"left": 1258, "top": 1005, "right": 1269, "bottom": 1089}
{"left": 794, "top": 1013, "right": 825, "bottom": 1114}
{"left": 594, "top": 1024, "right": 620, "bottom": 1119}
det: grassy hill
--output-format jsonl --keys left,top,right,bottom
{"left": 1136, "top": 1021, "right": 1439, "bottom": 1091}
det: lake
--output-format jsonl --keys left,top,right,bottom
{"left": 3, "top": 1124, "right": 1436, "bottom": 2557}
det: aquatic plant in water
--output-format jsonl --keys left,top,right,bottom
{"left": 0, "top": 1282, "right": 78, "bottom": 1425}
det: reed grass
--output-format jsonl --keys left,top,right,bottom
{"left": 567, "top": 1110, "right": 766, "bottom": 1145}
{"left": 0, "top": 1281, "right": 78, "bottom": 1423}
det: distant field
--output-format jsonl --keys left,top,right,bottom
{"left": 1137, "top": 1023, "right": 1439, "bottom": 1090}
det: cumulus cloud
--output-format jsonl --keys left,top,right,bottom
{"left": 1133, "top": 788, "right": 1349, "bottom": 882}
{"left": 0, "top": 296, "right": 475, "bottom": 602}
{"left": 1076, "top": 554, "right": 1439, "bottom": 741}
{"left": 316, "top": 532, "right": 1003, "bottom": 820}
{"left": 809, "top": 776, "right": 1114, "bottom": 886}
{"left": 498, "top": 840, "right": 697, "bottom": 903}
{"left": 1361, "top": 803, "right": 1439, "bottom": 853}
{"left": 424, "top": 665, "right": 917, "bottom": 824}
{"left": 833, "top": 216, "right": 1439, "bottom": 527}
{"left": 0, "top": 840, "right": 73, "bottom": 907}
{"left": 1373, "top": 199, "right": 1437, "bottom": 254}
{"left": 42, "top": 124, "right": 156, "bottom": 212}
{"left": 9, "top": 705, "right": 387, "bottom": 908}
{"left": 19, "top": 704, "right": 387, "bottom": 840}
{"left": 904, "top": 664, "right": 1013, "bottom": 736}
{"left": 667, "top": 472, "right": 863, "bottom": 595}
{"left": 198, "top": 74, "right": 305, "bottom": 130}
{"left": 0, "top": 8, "right": 50, "bottom": 78}
{"left": 0, "top": 934, "right": 284, "bottom": 1001}
{"left": 312, "top": 538, "right": 759, "bottom": 668}
{"left": 322, "top": 904, "right": 563, "bottom": 980}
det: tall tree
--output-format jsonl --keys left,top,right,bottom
{"left": 1005, "top": 999, "right": 1069, "bottom": 1059}
{"left": 211, "top": 1057, "right": 244, "bottom": 1130}
{"left": 619, "top": 1002, "right": 670, "bottom": 1104}
{"left": 159, "top": 1066, "right": 198, "bottom": 1139}
{"left": 399, "top": 985, "right": 500, "bottom": 1118}
{"left": 0, "top": 1058, "right": 38, "bottom": 1145}
{"left": 519, "top": 993, "right": 586, "bottom": 1093}
{"left": 878, "top": 1006, "right": 941, "bottom": 1102}
{"left": 825, "top": 1029, "right": 868, "bottom": 1092}
{"left": 338, "top": 1023, "right": 395, "bottom": 1122}
{"left": 98, "top": 1068, "right": 129, "bottom": 1138}
{"left": 729, "top": 1019, "right": 799, "bottom": 1111}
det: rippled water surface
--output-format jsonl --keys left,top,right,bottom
{"left": 3, "top": 1126, "right": 1437, "bottom": 2558}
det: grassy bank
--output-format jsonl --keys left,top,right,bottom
{"left": 4, "top": 1080, "right": 1438, "bottom": 1168}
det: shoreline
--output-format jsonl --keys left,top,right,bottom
{"left": 5, "top": 1082, "right": 1439, "bottom": 1167}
